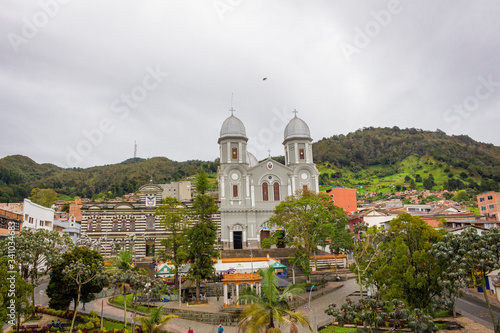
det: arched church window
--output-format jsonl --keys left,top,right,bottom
{"left": 262, "top": 182, "right": 269, "bottom": 201}
{"left": 303, "top": 185, "right": 308, "bottom": 191}
{"left": 232, "top": 185, "right": 238, "bottom": 198}
{"left": 146, "top": 215, "right": 155, "bottom": 230}
{"left": 273, "top": 182, "right": 280, "bottom": 201}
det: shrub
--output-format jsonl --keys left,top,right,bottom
{"left": 84, "top": 322, "right": 95, "bottom": 330}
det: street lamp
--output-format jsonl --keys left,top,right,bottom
{"left": 292, "top": 253, "right": 305, "bottom": 285}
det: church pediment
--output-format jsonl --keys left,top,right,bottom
{"left": 248, "top": 158, "right": 293, "bottom": 173}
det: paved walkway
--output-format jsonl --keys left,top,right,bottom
{"left": 82, "top": 279, "right": 359, "bottom": 333}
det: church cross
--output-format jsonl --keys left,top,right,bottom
{"left": 230, "top": 107, "right": 235, "bottom": 116}
{"left": 267, "top": 149, "right": 271, "bottom": 157}
{"left": 292, "top": 109, "right": 299, "bottom": 117}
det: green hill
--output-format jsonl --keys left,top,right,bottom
{"left": 0, "top": 127, "right": 498, "bottom": 203}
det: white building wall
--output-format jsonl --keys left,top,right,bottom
{"left": 23, "top": 198, "right": 54, "bottom": 231}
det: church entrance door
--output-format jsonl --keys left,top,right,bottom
{"left": 233, "top": 231, "right": 242, "bottom": 249}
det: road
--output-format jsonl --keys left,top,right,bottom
{"left": 456, "top": 295, "right": 500, "bottom": 331}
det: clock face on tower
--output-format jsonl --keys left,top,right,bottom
{"left": 146, "top": 194, "right": 156, "bottom": 207}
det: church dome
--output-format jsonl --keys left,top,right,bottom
{"left": 247, "top": 152, "right": 258, "bottom": 167}
{"left": 284, "top": 115, "right": 311, "bottom": 142}
{"left": 219, "top": 114, "right": 247, "bottom": 140}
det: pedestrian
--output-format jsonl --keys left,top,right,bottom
{"left": 216, "top": 287, "right": 220, "bottom": 302}
{"left": 49, "top": 320, "right": 55, "bottom": 328}
{"left": 56, "top": 319, "right": 62, "bottom": 329}
{"left": 82, "top": 300, "right": 86, "bottom": 310}
{"left": 187, "top": 327, "right": 194, "bottom": 333}
{"left": 218, "top": 324, "right": 224, "bottom": 333}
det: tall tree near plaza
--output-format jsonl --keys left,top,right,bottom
{"left": 349, "top": 224, "right": 388, "bottom": 299}
{"left": 370, "top": 213, "right": 445, "bottom": 312}
{"left": 63, "top": 258, "right": 106, "bottom": 333}
{"left": 0, "top": 228, "right": 72, "bottom": 317}
{"left": 186, "top": 169, "right": 219, "bottom": 301}
{"left": 0, "top": 258, "right": 32, "bottom": 333}
{"left": 433, "top": 228, "right": 500, "bottom": 332}
{"left": 46, "top": 246, "right": 106, "bottom": 311}
{"left": 237, "top": 267, "right": 311, "bottom": 333}
{"left": 155, "top": 197, "right": 188, "bottom": 289}
{"left": 266, "top": 190, "right": 349, "bottom": 283}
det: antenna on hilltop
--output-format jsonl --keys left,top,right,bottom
{"left": 134, "top": 141, "right": 137, "bottom": 158}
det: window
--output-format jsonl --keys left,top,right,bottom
{"left": 233, "top": 185, "right": 238, "bottom": 198}
{"left": 479, "top": 197, "right": 485, "bottom": 202}
{"left": 146, "top": 215, "right": 155, "bottom": 230}
{"left": 95, "top": 222, "right": 101, "bottom": 231}
{"left": 488, "top": 195, "right": 493, "bottom": 200}
{"left": 262, "top": 182, "right": 269, "bottom": 201}
{"left": 481, "top": 206, "right": 486, "bottom": 211}
{"left": 303, "top": 185, "right": 308, "bottom": 191}
{"left": 129, "top": 217, "right": 135, "bottom": 231}
{"left": 273, "top": 182, "right": 280, "bottom": 201}
{"left": 232, "top": 148, "right": 238, "bottom": 160}
{"left": 120, "top": 217, "right": 127, "bottom": 231}
{"left": 87, "top": 222, "right": 94, "bottom": 232}
{"left": 489, "top": 204, "right": 495, "bottom": 209}
{"left": 299, "top": 149, "right": 305, "bottom": 160}
{"left": 39, "top": 221, "right": 44, "bottom": 227}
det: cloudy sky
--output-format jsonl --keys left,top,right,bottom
{"left": 1, "top": 1, "right": 499, "bottom": 168}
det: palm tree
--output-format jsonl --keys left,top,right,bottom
{"left": 137, "top": 305, "right": 178, "bottom": 333}
{"left": 237, "top": 267, "right": 311, "bottom": 333}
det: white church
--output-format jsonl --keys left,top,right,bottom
{"left": 217, "top": 110, "right": 320, "bottom": 250}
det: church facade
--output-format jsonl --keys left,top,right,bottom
{"left": 217, "top": 111, "right": 320, "bottom": 250}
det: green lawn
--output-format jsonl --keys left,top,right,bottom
{"left": 102, "top": 319, "right": 125, "bottom": 331}
{"left": 319, "top": 326, "right": 358, "bottom": 333}
{"left": 109, "top": 295, "right": 151, "bottom": 313}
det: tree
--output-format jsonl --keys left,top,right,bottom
{"left": 451, "top": 190, "right": 468, "bottom": 203}
{"left": 0, "top": 258, "right": 32, "bottom": 333}
{"left": 237, "top": 267, "right": 311, "bottom": 333}
{"left": 29, "top": 188, "right": 58, "bottom": 208}
{"left": 350, "top": 225, "right": 387, "bottom": 299}
{"left": 433, "top": 228, "right": 500, "bottom": 332}
{"left": 415, "top": 174, "right": 423, "bottom": 183}
{"left": 267, "top": 190, "right": 349, "bottom": 283}
{"left": 423, "top": 174, "right": 435, "bottom": 190}
{"left": 325, "top": 294, "right": 437, "bottom": 333}
{"left": 186, "top": 169, "right": 219, "bottom": 302}
{"left": 370, "top": 213, "right": 445, "bottom": 312}
{"left": 63, "top": 258, "right": 106, "bottom": 333}
{"left": 137, "top": 305, "right": 178, "bottom": 333}
{"left": 155, "top": 197, "right": 188, "bottom": 289}
{"left": 0, "top": 228, "right": 72, "bottom": 317}
{"left": 46, "top": 247, "right": 105, "bottom": 311}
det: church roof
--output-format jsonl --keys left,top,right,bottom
{"left": 283, "top": 115, "right": 311, "bottom": 142}
{"left": 220, "top": 113, "right": 247, "bottom": 140}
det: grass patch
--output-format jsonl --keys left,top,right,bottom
{"left": 109, "top": 295, "right": 151, "bottom": 314}
{"left": 433, "top": 309, "right": 453, "bottom": 318}
{"left": 102, "top": 319, "right": 125, "bottom": 331}
{"left": 319, "top": 326, "right": 358, "bottom": 333}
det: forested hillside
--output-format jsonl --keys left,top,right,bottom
{"left": 0, "top": 127, "right": 498, "bottom": 203}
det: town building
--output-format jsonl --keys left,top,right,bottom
{"left": 159, "top": 181, "right": 192, "bottom": 201}
{"left": 22, "top": 199, "right": 54, "bottom": 231}
{"left": 0, "top": 207, "right": 22, "bottom": 238}
{"left": 478, "top": 191, "right": 500, "bottom": 221}
{"left": 80, "top": 182, "right": 221, "bottom": 261}
{"left": 217, "top": 111, "right": 320, "bottom": 250}
{"left": 323, "top": 187, "right": 357, "bottom": 215}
